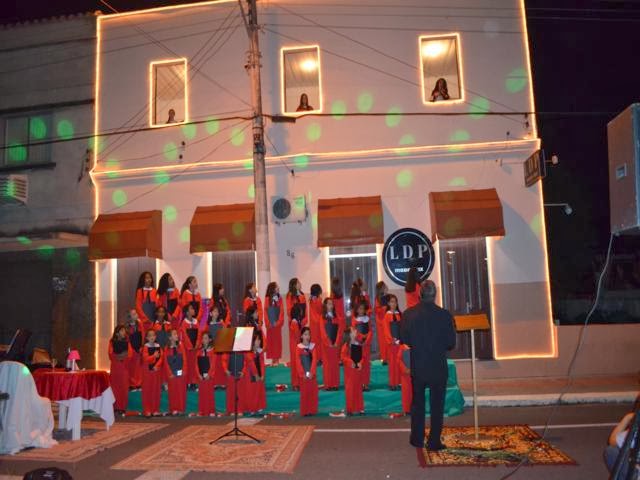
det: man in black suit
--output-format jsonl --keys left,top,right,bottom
{"left": 400, "top": 279, "right": 456, "bottom": 462}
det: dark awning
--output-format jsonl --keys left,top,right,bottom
{"left": 317, "top": 196, "right": 384, "bottom": 247}
{"left": 190, "top": 203, "right": 255, "bottom": 253}
{"left": 89, "top": 210, "right": 162, "bottom": 260}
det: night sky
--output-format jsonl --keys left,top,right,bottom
{"left": 2, "top": 1, "right": 640, "bottom": 314}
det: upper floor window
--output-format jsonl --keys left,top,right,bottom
{"left": 419, "top": 34, "right": 463, "bottom": 104}
{"left": 2, "top": 113, "right": 52, "bottom": 167}
{"left": 150, "top": 59, "right": 188, "bottom": 127}
{"left": 281, "top": 46, "right": 322, "bottom": 114}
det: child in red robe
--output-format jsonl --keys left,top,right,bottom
{"left": 286, "top": 277, "right": 307, "bottom": 390}
{"left": 222, "top": 351, "right": 257, "bottom": 415}
{"left": 141, "top": 329, "right": 163, "bottom": 417}
{"left": 320, "top": 298, "right": 340, "bottom": 391}
{"left": 296, "top": 327, "right": 318, "bottom": 416}
{"left": 196, "top": 332, "right": 216, "bottom": 416}
{"left": 202, "top": 305, "right": 227, "bottom": 387}
{"left": 308, "top": 284, "right": 324, "bottom": 364}
{"left": 374, "top": 281, "right": 389, "bottom": 364}
{"left": 404, "top": 267, "right": 421, "bottom": 309}
{"left": 248, "top": 332, "right": 267, "bottom": 414}
{"left": 353, "top": 302, "right": 373, "bottom": 390}
{"left": 109, "top": 324, "right": 132, "bottom": 415}
{"left": 383, "top": 294, "right": 402, "bottom": 390}
{"left": 156, "top": 273, "right": 181, "bottom": 329}
{"left": 264, "top": 282, "right": 284, "bottom": 365}
{"left": 180, "top": 304, "right": 200, "bottom": 389}
{"left": 242, "top": 282, "right": 264, "bottom": 328}
{"left": 330, "top": 277, "right": 346, "bottom": 344}
{"left": 164, "top": 329, "right": 188, "bottom": 415}
{"left": 125, "top": 309, "right": 143, "bottom": 390}
{"left": 211, "top": 283, "right": 232, "bottom": 326}
{"left": 136, "top": 271, "right": 157, "bottom": 331}
{"left": 341, "top": 327, "right": 364, "bottom": 415}
{"left": 398, "top": 343, "right": 413, "bottom": 415}
{"left": 180, "top": 276, "right": 203, "bottom": 323}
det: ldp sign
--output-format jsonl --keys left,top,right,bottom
{"left": 382, "top": 228, "right": 435, "bottom": 286}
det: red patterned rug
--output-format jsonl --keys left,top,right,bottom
{"left": 112, "top": 425, "right": 313, "bottom": 473}
{"left": 424, "top": 425, "right": 577, "bottom": 467}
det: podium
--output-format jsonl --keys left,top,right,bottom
{"left": 454, "top": 314, "right": 490, "bottom": 442}
{"left": 210, "top": 326, "right": 260, "bottom": 444}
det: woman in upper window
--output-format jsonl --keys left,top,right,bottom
{"left": 296, "top": 93, "right": 314, "bottom": 112}
{"left": 430, "top": 78, "right": 450, "bottom": 102}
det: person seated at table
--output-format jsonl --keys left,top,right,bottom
{"left": 196, "top": 331, "right": 216, "bottom": 417}
{"left": 164, "top": 329, "right": 188, "bottom": 416}
{"left": 141, "top": 329, "right": 163, "bottom": 418}
{"left": 108, "top": 324, "right": 132, "bottom": 415}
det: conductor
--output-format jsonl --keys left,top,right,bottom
{"left": 400, "top": 280, "right": 456, "bottom": 467}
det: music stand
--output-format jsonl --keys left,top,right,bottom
{"left": 454, "top": 314, "right": 490, "bottom": 442}
{"left": 210, "top": 326, "right": 260, "bottom": 444}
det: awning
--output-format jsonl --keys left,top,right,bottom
{"left": 89, "top": 210, "right": 162, "bottom": 260}
{"left": 190, "top": 203, "right": 255, "bottom": 253}
{"left": 429, "top": 188, "right": 505, "bottom": 241}
{"left": 317, "top": 196, "right": 384, "bottom": 247}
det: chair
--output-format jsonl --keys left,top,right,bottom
{"left": 0, "top": 329, "right": 32, "bottom": 363}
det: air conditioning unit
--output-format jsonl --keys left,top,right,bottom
{"left": 271, "top": 195, "right": 307, "bottom": 224}
{"left": 0, "top": 174, "right": 28, "bottom": 205}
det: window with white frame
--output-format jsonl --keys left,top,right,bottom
{"left": 150, "top": 59, "right": 188, "bottom": 127}
{"left": 2, "top": 113, "right": 52, "bottom": 166}
{"left": 328, "top": 245, "right": 377, "bottom": 318}
{"left": 282, "top": 46, "right": 322, "bottom": 114}
{"left": 420, "top": 34, "right": 463, "bottom": 104}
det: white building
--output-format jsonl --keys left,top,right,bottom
{"left": 92, "top": 0, "right": 555, "bottom": 373}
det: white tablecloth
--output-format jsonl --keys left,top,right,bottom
{"left": 57, "top": 387, "right": 115, "bottom": 440}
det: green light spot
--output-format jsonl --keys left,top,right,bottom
{"left": 248, "top": 184, "right": 255, "bottom": 199}
{"left": 16, "top": 236, "right": 32, "bottom": 245}
{"left": 232, "top": 222, "right": 245, "bottom": 237}
{"left": 182, "top": 123, "right": 197, "bottom": 140}
{"left": 7, "top": 143, "right": 27, "bottom": 163}
{"left": 163, "top": 205, "right": 177, "bottom": 223}
{"left": 30, "top": 117, "right": 47, "bottom": 140}
{"left": 506, "top": 68, "right": 527, "bottom": 93}
{"left": 112, "top": 189, "right": 127, "bottom": 207}
{"left": 154, "top": 171, "right": 170, "bottom": 184}
{"left": 469, "top": 97, "right": 490, "bottom": 119}
{"left": 448, "top": 177, "right": 468, "bottom": 187}
{"left": 88, "top": 136, "right": 105, "bottom": 154}
{"left": 106, "top": 158, "right": 120, "bottom": 179}
{"left": 386, "top": 106, "right": 402, "bottom": 128}
{"left": 530, "top": 212, "right": 543, "bottom": 238}
{"left": 4, "top": 179, "right": 16, "bottom": 198}
{"left": 311, "top": 213, "right": 318, "bottom": 231}
{"left": 450, "top": 129, "right": 470, "bottom": 142}
{"left": 357, "top": 92, "right": 374, "bottom": 113}
{"left": 217, "top": 238, "right": 230, "bottom": 251}
{"left": 331, "top": 100, "right": 347, "bottom": 119}
{"left": 443, "top": 217, "right": 463, "bottom": 237}
{"left": 294, "top": 154, "right": 309, "bottom": 169}
{"left": 37, "top": 245, "right": 54, "bottom": 259}
{"left": 163, "top": 142, "right": 178, "bottom": 161}
{"left": 56, "top": 120, "right": 74, "bottom": 140}
{"left": 179, "top": 226, "right": 190, "bottom": 243}
{"left": 396, "top": 134, "right": 415, "bottom": 156}
{"left": 243, "top": 159, "right": 253, "bottom": 170}
{"left": 396, "top": 169, "right": 413, "bottom": 189}
{"left": 231, "top": 128, "right": 245, "bottom": 147}
{"left": 106, "top": 231, "right": 119, "bottom": 247}
{"left": 306, "top": 123, "right": 322, "bottom": 142}
{"left": 22, "top": 365, "right": 30, "bottom": 376}
{"left": 206, "top": 117, "right": 220, "bottom": 135}
{"left": 65, "top": 248, "right": 81, "bottom": 267}
{"left": 368, "top": 213, "right": 383, "bottom": 228}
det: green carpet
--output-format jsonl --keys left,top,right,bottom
{"left": 126, "top": 360, "right": 465, "bottom": 417}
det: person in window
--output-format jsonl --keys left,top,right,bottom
{"left": 296, "top": 93, "right": 314, "bottom": 112}
{"left": 430, "top": 78, "right": 450, "bottom": 102}
{"left": 166, "top": 108, "right": 176, "bottom": 124}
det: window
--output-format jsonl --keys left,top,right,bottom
{"left": 439, "top": 238, "right": 493, "bottom": 359}
{"left": 2, "top": 113, "right": 52, "bottom": 166}
{"left": 329, "top": 245, "right": 377, "bottom": 317}
{"left": 281, "top": 46, "right": 322, "bottom": 114}
{"left": 150, "top": 59, "right": 188, "bottom": 127}
{"left": 419, "top": 34, "right": 463, "bottom": 104}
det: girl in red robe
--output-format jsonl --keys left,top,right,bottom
{"left": 156, "top": 273, "right": 181, "bottom": 329}
{"left": 180, "top": 276, "right": 203, "bottom": 323}
{"left": 141, "top": 329, "right": 163, "bottom": 417}
{"left": 242, "top": 282, "right": 264, "bottom": 328}
{"left": 164, "top": 329, "right": 188, "bottom": 415}
{"left": 196, "top": 332, "right": 217, "bottom": 416}
{"left": 374, "top": 281, "right": 389, "bottom": 364}
{"left": 286, "top": 278, "right": 307, "bottom": 390}
{"left": 341, "top": 327, "right": 365, "bottom": 415}
{"left": 202, "top": 305, "right": 227, "bottom": 387}
{"left": 248, "top": 332, "right": 267, "bottom": 414}
{"left": 308, "top": 284, "right": 324, "bottom": 364}
{"left": 264, "top": 282, "right": 284, "bottom": 364}
{"left": 296, "top": 327, "right": 318, "bottom": 416}
{"left": 109, "top": 324, "right": 132, "bottom": 414}
{"left": 320, "top": 298, "right": 340, "bottom": 390}
{"left": 330, "top": 277, "right": 346, "bottom": 347}
{"left": 135, "top": 271, "right": 157, "bottom": 332}
{"left": 405, "top": 267, "right": 421, "bottom": 309}
{"left": 150, "top": 306, "right": 172, "bottom": 349}
{"left": 382, "top": 294, "right": 402, "bottom": 390}
{"left": 222, "top": 351, "right": 257, "bottom": 415}
{"left": 125, "top": 309, "right": 144, "bottom": 389}
{"left": 353, "top": 302, "right": 373, "bottom": 390}
{"left": 211, "top": 283, "right": 232, "bottom": 326}
{"left": 398, "top": 343, "right": 413, "bottom": 415}
{"left": 180, "top": 304, "right": 201, "bottom": 389}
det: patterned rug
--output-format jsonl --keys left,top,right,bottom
{"left": 1, "top": 421, "right": 168, "bottom": 463}
{"left": 424, "top": 425, "right": 577, "bottom": 467}
{"left": 112, "top": 425, "right": 314, "bottom": 473}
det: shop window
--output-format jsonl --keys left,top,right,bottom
{"left": 282, "top": 46, "right": 322, "bottom": 114}
{"left": 2, "top": 113, "right": 52, "bottom": 166}
{"left": 150, "top": 59, "right": 188, "bottom": 127}
{"left": 420, "top": 34, "right": 463, "bottom": 104}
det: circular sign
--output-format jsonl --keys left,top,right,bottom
{"left": 382, "top": 228, "right": 434, "bottom": 286}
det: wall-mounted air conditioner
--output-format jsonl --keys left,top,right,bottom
{"left": 0, "top": 174, "right": 28, "bottom": 205}
{"left": 271, "top": 195, "right": 307, "bottom": 224}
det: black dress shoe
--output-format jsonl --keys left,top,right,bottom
{"left": 426, "top": 442, "right": 447, "bottom": 451}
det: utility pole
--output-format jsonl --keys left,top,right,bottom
{"left": 243, "top": 0, "right": 271, "bottom": 294}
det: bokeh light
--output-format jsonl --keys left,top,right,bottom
{"left": 331, "top": 100, "right": 346, "bottom": 120}
{"left": 396, "top": 134, "right": 415, "bottom": 156}
{"left": 396, "top": 169, "right": 413, "bottom": 189}
{"left": 505, "top": 68, "right": 527, "bottom": 93}
{"left": 206, "top": 117, "right": 220, "bottom": 135}
{"left": 65, "top": 248, "right": 81, "bottom": 267}
{"left": 29, "top": 117, "right": 47, "bottom": 140}
{"left": 16, "top": 236, "right": 32, "bottom": 245}
{"left": 306, "top": 123, "right": 322, "bottom": 142}
{"left": 311, "top": 213, "right": 318, "bottom": 231}
{"left": 56, "top": 120, "right": 74, "bottom": 140}
{"left": 294, "top": 154, "right": 309, "bottom": 169}
{"left": 163, "top": 205, "right": 177, "bottom": 223}
{"left": 4, "top": 179, "right": 16, "bottom": 198}
{"left": 357, "top": 92, "right": 374, "bottom": 113}
{"left": 386, "top": 106, "right": 402, "bottom": 128}
{"left": 112, "top": 189, "right": 127, "bottom": 207}
{"left": 247, "top": 183, "right": 255, "bottom": 199}
{"left": 154, "top": 171, "right": 170, "bottom": 184}
{"left": 37, "top": 244, "right": 54, "bottom": 259}
{"left": 449, "top": 129, "right": 470, "bottom": 142}
{"left": 232, "top": 221, "right": 245, "bottom": 237}
{"left": 529, "top": 212, "right": 543, "bottom": 238}
{"left": 217, "top": 238, "right": 230, "bottom": 251}
{"left": 182, "top": 123, "right": 197, "bottom": 140}
{"left": 163, "top": 142, "right": 178, "bottom": 161}
{"left": 88, "top": 136, "right": 105, "bottom": 154}
{"left": 106, "top": 231, "right": 120, "bottom": 247}
{"left": 243, "top": 159, "right": 253, "bottom": 170}
{"left": 469, "top": 97, "right": 490, "bottom": 119}
{"left": 179, "top": 226, "right": 190, "bottom": 243}
{"left": 448, "top": 177, "right": 468, "bottom": 187}
{"left": 231, "top": 127, "right": 245, "bottom": 146}
{"left": 105, "top": 158, "right": 120, "bottom": 179}
{"left": 368, "top": 212, "right": 383, "bottom": 228}
{"left": 7, "top": 143, "right": 27, "bottom": 163}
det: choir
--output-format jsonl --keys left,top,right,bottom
{"left": 108, "top": 274, "right": 416, "bottom": 418}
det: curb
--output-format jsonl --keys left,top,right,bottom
{"left": 463, "top": 390, "right": 639, "bottom": 407}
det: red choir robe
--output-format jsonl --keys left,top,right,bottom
{"left": 180, "top": 317, "right": 201, "bottom": 385}
{"left": 308, "top": 296, "right": 324, "bottom": 363}
{"left": 286, "top": 292, "right": 308, "bottom": 388}
{"left": 350, "top": 293, "right": 372, "bottom": 321}
{"left": 136, "top": 287, "right": 158, "bottom": 331}
{"left": 211, "top": 295, "right": 232, "bottom": 326}
{"left": 320, "top": 313, "right": 340, "bottom": 389}
{"left": 398, "top": 344, "right": 413, "bottom": 414}
{"left": 383, "top": 310, "right": 402, "bottom": 388}
{"left": 141, "top": 342, "right": 163, "bottom": 416}
{"left": 126, "top": 320, "right": 144, "bottom": 388}
{"left": 164, "top": 342, "right": 188, "bottom": 413}
{"left": 156, "top": 287, "right": 181, "bottom": 329}
{"left": 201, "top": 318, "right": 228, "bottom": 386}
{"left": 374, "top": 297, "right": 389, "bottom": 362}
{"left": 295, "top": 342, "right": 318, "bottom": 416}
{"left": 109, "top": 338, "right": 132, "bottom": 411}
{"left": 247, "top": 348, "right": 267, "bottom": 413}
{"left": 196, "top": 345, "right": 217, "bottom": 416}
{"left": 354, "top": 315, "right": 373, "bottom": 387}
{"left": 180, "top": 289, "right": 204, "bottom": 322}
{"left": 405, "top": 285, "right": 421, "bottom": 309}
{"left": 330, "top": 295, "right": 347, "bottom": 341}
{"left": 242, "top": 296, "right": 264, "bottom": 328}
{"left": 341, "top": 342, "right": 365, "bottom": 414}
{"left": 222, "top": 352, "right": 257, "bottom": 415}
{"left": 264, "top": 294, "right": 284, "bottom": 361}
